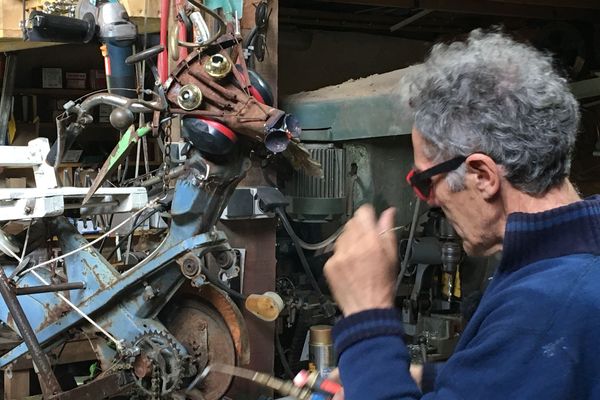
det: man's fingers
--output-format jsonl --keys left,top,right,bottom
{"left": 377, "top": 207, "right": 397, "bottom": 234}
{"left": 327, "top": 368, "right": 340, "bottom": 383}
{"left": 332, "top": 388, "right": 345, "bottom": 400}
{"left": 334, "top": 204, "right": 377, "bottom": 249}
{"left": 353, "top": 204, "right": 378, "bottom": 230}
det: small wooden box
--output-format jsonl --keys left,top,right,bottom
{"left": 0, "top": 0, "right": 25, "bottom": 40}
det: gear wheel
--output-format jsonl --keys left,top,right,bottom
{"left": 130, "top": 330, "right": 184, "bottom": 399}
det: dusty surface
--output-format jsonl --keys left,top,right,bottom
{"left": 284, "top": 65, "right": 422, "bottom": 102}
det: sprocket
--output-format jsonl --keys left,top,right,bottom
{"left": 130, "top": 330, "right": 185, "bottom": 399}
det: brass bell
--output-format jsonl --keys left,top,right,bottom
{"left": 204, "top": 54, "right": 232, "bottom": 79}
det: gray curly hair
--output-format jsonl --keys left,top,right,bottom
{"left": 407, "top": 29, "right": 580, "bottom": 195}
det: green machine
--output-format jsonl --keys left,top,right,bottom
{"left": 281, "top": 67, "right": 419, "bottom": 225}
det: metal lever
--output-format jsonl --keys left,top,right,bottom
{"left": 125, "top": 45, "right": 165, "bottom": 65}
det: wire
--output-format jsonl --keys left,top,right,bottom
{"left": 296, "top": 226, "right": 343, "bottom": 251}
{"left": 20, "top": 220, "right": 32, "bottom": 260}
{"left": 180, "top": 0, "right": 227, "bottom": 48}
{"left": 2, "top": 240, "right": 122, "bottom": 349}
{"left": 275, "top": 333, "right": 294, "bottom": 379}
{"left": 275, "top": 208, "right": 324, "bottom": 299}
{"left": 397, "top": 199, "right": 421, "bottom": 287}
{"left": 18, "top": 203, "right": 153, "bottom": 278}
{"left": 98, "top": 214, "right": 115, "bottom": 253}
{"left": 106, "top": 208, "right": 161, "bottom": 262}
{"left": 200, "top": 264, "right": 247, "bottom": 301}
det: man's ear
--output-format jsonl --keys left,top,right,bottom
{"left": 465, "top": 154, "right": 501, "bottom": 200}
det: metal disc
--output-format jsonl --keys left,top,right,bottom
{"left": 162, "top": 298, "right": 236, "bottom": 400}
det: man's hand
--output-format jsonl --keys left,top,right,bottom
{"left": 324, "top": 205, "right": 398, "bottom": 317}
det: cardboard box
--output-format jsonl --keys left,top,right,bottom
{"left": 42, "top": 68, "right": 62, "bottom": 88}
{"left": 88, "top": 69, "right": 107, "bottom": 90}
{"left": 65, "top": 72, "right": 87, "bottom": 89}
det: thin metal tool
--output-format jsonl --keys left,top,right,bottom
{"left": 82, "top": 125, "right": 152, "bottom": 205}
{"left": 193, "top": 364, "right": 314, "bottom": 400}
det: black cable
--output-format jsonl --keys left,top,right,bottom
{"left": 243, "top": 26, "right": 258, "bottom": 49}
{"left": 199, "top": 264, "right": 247, "bottom": 301}
{"left": 275, "top": 208, "right": 324, "bottom": 299}
{"left": 275, "top": 332, "right": 294, "bottom": 379}
{"left": 106, "top": 208, "right": 161, "bottom": 262}
{"left": 97, "top": 214, "right": 115, "bottom": 253}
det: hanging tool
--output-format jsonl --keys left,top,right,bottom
{"left": 24, "top": 1, "right": 137, "bottom": 96}
{"left": 189, "top": 363, "right": 338, "bottom": 400}
{"left": 82, "top": 125, "right": 152, "bottom": 205}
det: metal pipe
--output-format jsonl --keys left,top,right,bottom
{"left": 139, "top": 164, "right": 186, "bottom": 187}
{"left": 309, "top": 325, "right": 335, "bottom": 377}
{"left": 79, "top": 91, "right": 165, "bottom": 115}
{"left": 15, "top": 282, "right": 85, "bottom": 296}
{"left": 0, "top": 267, "right": 62, "bottom": 397}
{"left": 390, "top": 9, "right": 432, "bottom": 32}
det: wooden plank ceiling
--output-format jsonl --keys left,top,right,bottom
{"left": 279, "top": 0, "right": 600, "bottom": 41}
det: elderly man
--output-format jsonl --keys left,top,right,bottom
{"left": 324, "top": 29, "right": 600, "bottom": 399}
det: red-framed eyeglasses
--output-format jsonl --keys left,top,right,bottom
{"left": 406, "top": 156, "right": 467, "bottom": 201}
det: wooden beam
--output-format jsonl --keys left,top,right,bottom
{"left": 489, "top": 0, "right": 600, "bottom": 10}
{"left": 313, "top": 0, "right": 600, "bottom": 20}
{"left": 243, "top": 0, "right": 278, "bottom": 105}
{"left": 281, "top": 7, "right": 402, "bottom": 25}
{"left": 418, "top": 0, "right": 600, "bottom": 20}
{"left": 280, "top": 16, "right": 458, "bottom": 34}
{"left": 4, "top": 369, "right": 30, "bottom": 400}
{"left": 313, "top": 0, "right": 416, "bottom": 7}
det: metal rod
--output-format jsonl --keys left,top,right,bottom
{"left": 0, "top": 267, "right": 62, "bottom": 397}
{"left": 398, "top": 199, "right": 421, "bottom": 284}
{"left": 15, "top": 282, "right": 85, "bottom": 295}
{"left": 0, "top": 54, "right": 17, "bottom": 144}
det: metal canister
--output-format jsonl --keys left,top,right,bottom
{"left": 309, "top": 325, "right": 335, "bottom": 377}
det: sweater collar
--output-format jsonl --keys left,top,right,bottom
{"left": 499, "top": 195, "right": 600, "bottom": 272}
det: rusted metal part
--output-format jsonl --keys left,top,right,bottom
{"left": 40, "top": 301, "right": 72, "bottom": 332}
{"left": 163, "top": 297, "right": 235, "bottom": 400}
{"left": 177, "top": 253, "right": 203, "bottom": 279}
{"left": 133, "top": 354, "right": 153, "bottom": 379}
{"left": 193, "top": 284, "right": 250, "bottom": 365}
{"left": 0, "top": 268, "right": 62, "bottom": 397}
{"left": 48, "top": 372, "right": 135, "bottom": 400}
{"left": 164, "top": 44, "right": 286, "bottom": 142}
{"left": 14, "top": 282, "right": 85, "bottom": 296}
{"left": 188, "top": 69, "right": 239, "bottom": 102}
{"left": 220, "top": 216, "right": 277, "bottom": 398}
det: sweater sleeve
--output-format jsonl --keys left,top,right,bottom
{"left": 333, "top": 308, "right": 578, "bottom": 400}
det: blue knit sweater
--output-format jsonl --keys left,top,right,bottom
{"left": 333, "top": 196, "right": 600, "bottom": 399}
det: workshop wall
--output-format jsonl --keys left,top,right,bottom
{"left": 278, "top": 29, "right": 430, "bottom": 96}
{"left": 14, "top": 44, "right": 104, "bottom": 85}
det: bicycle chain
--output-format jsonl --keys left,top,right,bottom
{"left": 162, "top": 119, "right": 173, "bottom": 194}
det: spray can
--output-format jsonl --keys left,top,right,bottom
{"left": 309, "top": 325, "right": 335, "bottom": 377}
